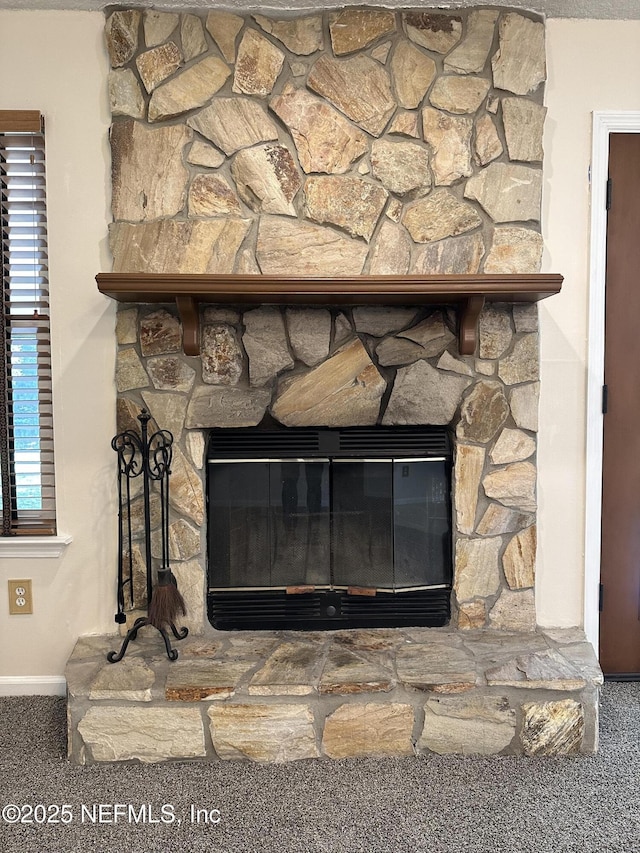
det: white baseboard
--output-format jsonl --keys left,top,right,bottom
{"left": 0, "top": 676, "right": 66, "bottom": 696}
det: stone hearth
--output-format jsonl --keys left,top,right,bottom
{"left": 67, "top": 627, "right": 600, "bottom": 763}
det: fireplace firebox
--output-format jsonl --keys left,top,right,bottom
{"left": 207, "top": 424, "right": 452, "bottom": 630}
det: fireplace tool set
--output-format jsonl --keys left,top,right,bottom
{"left": 107, "top": 409, "right": 188, "bottom": 663}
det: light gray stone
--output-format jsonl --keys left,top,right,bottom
{"left": 272, "top": 339, "right": 385, "bottom": 427}
{"left": 475, "top": 360, "right": 495, "bottom": 376}
{"left": 187, "top": 140, "right": 225, "bottom": 169}
{"left": 513, "top": 303, "right": 539, "bottom": 333}
{"left": 390, "top": 40, "right": 437, "bottom": 109}
{"left": 474, "top": 114, "right": 503, "bottom": 166}
{"left": 464, "top": 162, "right": 542, "bottom": 223}
{"left": 111, "top": 121, "right": 191, "bottom": 222}
{"left": 163, "top": 519, "right": 201, "bottom": 562}
{"left": 503, "top": 525, "right": 536, "bottom": 589}
{"left": 181, "top": 14, "right": 207, "bottom": 62}
{"left": 457, "top": 380, "right": 509, "bottom": 443}
{"left": 411, "top": 233, "right": 484, "bottom": 275}
{"left": 352, "top": 307, "right": 418, "bottom": 337}
{"left": 454, "top": 536, "right": 502, "bottom": 602}
{"left": 188, "top": 173, "right": 242, "bottom": 217}
{"left": 208, "top": 704, "right": 319, "bottom": 762}
{"left": 270, "top": 83, "right": 368, "bottom": 175}
{"left": 437, "top": 350, "right": 473, "bottom": 376}
{"left": 370, "top": 139, "right": 431, "bottom": 197}
{"left": 140, "top": 309, "right": 181, "bottom": 356}
{"left": 78, "top": 706, "right": 205, "bottom": 763}
{"left": 503, "top": 98, "right": 546, "bottom": 162}
{"left": 201, "top": 324, "right": 244, "bottom": 386}
{"left": 396, "top": 644, "right": 476, "bottom": 693}
{"left": 116, "top": 348, "right": 149, "bottom": 392}
{"left": 483, "top": 461, "right": 536, "bottom": 513}
{"left": 444, "top": 9, "right": 499, "bottom": 74}
{"left": 172, "top": 559, "right": 204, "bottom": 635}
{"left": 492, "top": 13, "right": 546, "bottom": 96}
{"left": 479, "top": 305, "right": 513, "bottom": 359}
{"left": 420, "top": 694, "right": 515, "bottom": 755}
{"left": 168, "top": 446, "right": 204, "bottom": 526}
{"left": 235, "top": 249, "right": 261, "bottom": 274}
{"left": 334, "top": 313, "right": 353, "bottom": 346}
{"left": 320, "top": 645, "right": 394, "bottom": 695}
{"left": 144, "top": 10, "right": 178, "bottom": 47}
{"left": 376, "top": 337, "right": 425, "bottom": 366}
{"left": 186, "top": 431, "right": 205, "bottom": 470}
{"left": 141, "top": 391, "right": 186, "bottom": 442}
{"left": 488, "top": 649, "right": 584, "bottom": 690}
{"left": 256, "top": 216, "right": 368, "bottom": 276}
{"left": 304, "top": 176, "right": 388, "bottom": 242}
{"left": 89, "top": 658, "right": 154, "bottom": 702}
{"left": 402, "top": 190, "right": 482, "bottom": 244}
{"left": 491, "top": 428, "right": 535, "bottom": 464}
{"left": 404, "top": 12, "right": 462, "bottom": 54}
{"left": 205, "top": 11, "right": 243, "bottom": 63}
{"left": 489, "top": 587, "right": 536, "bottom": 632}
{"left": 383, "top": 361, "right": 472, "bottom": 426}
{"left": 136, "top": 42, "right": 182, "bottom": 93}
{"left": 188, "top": 99, "right": 280, "bottom": 156}
{"left": 430, "top": 76, "right": 491, "bottom": 115}
{"left": 148, "top": 56, "right": 231, "bottom": 122}
{"left": 308, "top": 54, "right": 395, "bottom": 137}
{"left": 422, "top": 108, "right": 473, "bottom": 186}
{"left": 286, "top": 308, "right": 331, "bottom": 367}
{"left": 243, "top": 307, "right": 294, "bottom": 387}
{"left": 398, "top": 312, "right": 455, "bottom": 357}
{"left": 116, "top": 308, "right": 138, "bottom": 345}
{"left": 186, "top": 386, "right": 271, "bottom": 429}
{"left": 105, "top": 10, "right": 140, "bottom": 68}
{"left": 233, "top": 28, "right": 285, "bottom": 98}
{"left": 510, "top": 382, "right": 539, "bottom": 431}
{"left": 254, "top": 14, "right": 323, "bottom": 55}
{"left": 165, "top": 659, "right": 253, "bottom": 701}
{"left": 248, "top": 641, "right": 321, "bottom": 695}
{"left": 108, "top": 69, "right": 145, "bottom": 119}
{"left": 485, "top": 227, "right": 544, "bottom": 274}
{"left": 498, "top": 334, "right": 539, "bottom": 385}
{"left": 329, "top": 9, "right": 396, "bottom": 56}
{"left": 323, "top": 703, "right": 414, "bottom": 758}
{"left": 232, "top": 144, "right": 301, "bottom": 216}
{"left": 369, "top": 220, "right": 411, "bottom": 275}
{"left": 476, "top": 504, "right": 535, "bottom": 536}
{"left": 454, "top": 444, "right": 485, "bottom": 535}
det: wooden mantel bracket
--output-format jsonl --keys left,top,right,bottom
{"left": 96, "top": 273, "right": 563, "bottom": 358}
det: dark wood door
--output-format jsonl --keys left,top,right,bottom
{"left": 600, "top": 132, "right": 640, "bottom": 675}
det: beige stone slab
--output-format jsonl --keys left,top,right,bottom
{"left": 208, "top": 704, "right": 319, "bottom": 761}
{"left": 461, "top": 630, "right": 548, "bottom": 663}
{"left": 233, "top": 28, "right": 285, "bottom": 98}
{"left": 489, "top": 588, "right": 536, "bottom": 632}
{"left": 454, "top": 536, "right": 501, "bottom": 603}
{"left": 383, "top": 360, "right": 472, "bottom": 426}
{"left": 486, "top": 649, "right": 586, "bottom": 690}
{"left": 404, "top": 12, "right": 462, "bottom": 54}
{"left": 492, "top": 12, "right": 546, "bottom": 96}
{"left": 320, "top": 645, "right": 395, "bottom": 694}
{"left": 396, "top": 644, "right": 477, "bottom": 693}
{"left": 149, "top": 56, "right": 231, "bottom": 122}
{"left": 323, "top": 702, "right": 414, "bottom": 758}
{"left": 165, "top": 659, "right": 255, "bottom": 700}
{"left": 483, "top": 461, "right": 536, "bottom": 514}
{"left": 521, "top": 699, "right": 583, "bottom": 756}
{"left": 249, "top": 641, "right": 324, "bottom": 695}
{"left": 329, "top": 9, "right": 396, "bottom": 55}
{"left": 420, "top": 694, "right": 515, "bottom": 755}
{"left": 454, "top": 444, "right": 485, "bottom": 535}
{"left": 556, "top": 643, "right": 604, "bottom": 686}
{"left": 187, "top": 98, "right": 278, "bottom": 156}
{"left": 331, "top": 628, "right": 406, "bottom": 652}
{"left": 503, "top": 525, "right": 536, "bottom": 590}
{"left": 254, "top": 14, "right": 323, "bottom": 55}
{"left": 391, "top": 40, "right": 436, "bottom": 110}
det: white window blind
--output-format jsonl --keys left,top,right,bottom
{"left": 0, "top": 110, "right": 56, "bottom": 535}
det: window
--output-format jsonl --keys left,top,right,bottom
{"left": 0, "top": 110, "right": 55, "bottom": 536}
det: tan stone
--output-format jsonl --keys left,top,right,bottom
{"left": 188, "top": 173, "right": 241, "bottom": 217}
{"left": 186, "top": 431, "right": 205, "bottom": 470}
{"left": 404, "top": 12, "right": 462, "bottom": 54}
{"left": 399, "top": 312, "right": 455, "bottom": 356}
{"left": 474, "top": 114, "right": 503, "bottom": 166}
{"left": 320, "top": 645, "right": 394, "bottom": 695}
{"left": 370, "top": 139, "right": 431, "bottom": 197}
{"left": 111, "top": 121, "right": 191, "bottom": 222}
{"left": 108, "top": 69, "right": 145, "bottom": 119}
{"left": 233, "top": 29, "right": 285, "bottom": 98}
{"left": 232, "top": 144, "right": 301, "bottom": 216}
{"left": 186, "top": 385, "right": 271, "bottom": 429}
{"left": 371, "top": 42, "right": 392, "bottom": 63}
{"left": 243, "top": 307, "right": 294, "bottom": 387}
{"left": 457, "top": 600, "right": 486, "bottom": 630}
{"left": 286, "top": 308, "right": 331, "bottom": 367}
{"left": 503, "top": 98, "right": 546, "bottom": 162}
{"left": 144, "top": 10, "right": 178, "bottom": 47}
{"left": 492, "top": 13, "right": 546, "bottom": 96}
{"left": 171, "top": 559, "right": 204, "bottom": 635}
{"left": 402, "top": 190, "right": 482, "bottom": 243}
{"left": 455, "top": 444, "right": 485, "bottom": 535}
{"left": 479, "top": 304, "right": 513, "bottom": 359}
{"left": 187, "top": 140, "right": 225, "bottom": 169}
{"left": 78, "top": 706, "right": 205, "bottom": 763}
{"left": 465, "top": 162, "right": 542, "bottom": 223}
{"left": 254, "top": 14, "right": 323, "bottom": 55}
{"left": 308, "top": 55, "right": 395, "bottom": 137}
{"left": 375, "top": 338, "right": 424, "bottom": 367}
{"left": 208, "top": 704, "right": 319, "bottom": 761}
{"left": 489, "top": 587, "right": 536, "bottom": 631}
{"left": 389, "top": 111, "right": 419, "bottom": 138}
{"left": 391, "top": 40, "right": 436, "bottom": 110}
{"left": 396, "top": 644, "right": 476, "bottom": 693}
{"left": 430, "top": 76, "right": 490, "bottom": 115}
{"left": 116, "top": 307, "right": 137, "bottom": 345}
{"left": 334, "top": 313, "right": 353, "bottom": 346}
{"left": 256, "top": 216, "right": 368, "bottom": 276}
{"left": 304, "top": 176, "right": 388, "bottom": 242}
{"left": 521, "top": 699, "right": 584, "bottom": 756}
{"left": 89, "top": 658, "right": 154, "bottom": 702}
{"left": 483, "top": 461, "right": 536, "bottom": 513}
{"left": 454, "top": 537, "right": 502, "bottom": 602}
{"left": 141, "top": 391, "right": 186, "bottom": 441}
{"left": 206, "top": 11, "right": 243, "bottom": 63}
{"left": 476, "top": 504, "right": 535, "bottom": 536}
{"left": 498, "top": 334, "right": 539, "bottom": 385}
{"left": 329, "top": 9, "right": 396, "bottom": 55}
{"left": 411, "top": 233, "right": 484, "bottom": 275}
{"left": 422, "top": 108, "right": 473, "bottom": 186}
{"left": 488, "top": 650, "right": 585, "bottom": 691}
{"left": 235, "top": 249, "right": 260, "bottom": 274}
{"left": 272, "top": 338, "right": 385, "bottom": 427}
{"left": 188, "top": 98, "right": 278, "bottom": 156}
{"left": 386, "top": 198, "right": 404, "bottom": 222}
{"left": 116, "top": 348, "right": 149, "bottom": 392}
{"left": 166, "top": 659, "right": 254, "bottom": 701}
{"left": 201, "top": 324, "right": 243, "bottom": 386}
{"left": 181, "top": 14, "right": 207, "bottom": 62}
{"left": 140, "top": 309, "right": 181, "bottom": 356}
{"left": 503, "top": 525, "right": 536, "bottom": 589}
{"left": 437, "top": 350, "right": 473, "bottom": 377}
{"left": 105, "top": 10, "right": 140, "bottom": 68}
{"left": 420, "top": 695, "right": 515, "bottom": 755}
{"left": 369, "top": 220, "right": 411, "bottom": 275}
{"left": 485, "top": 227, "right": 544, "bottom": 274}
{"left": 270, "top": 83, "right": 368, "bottom": 176}
{"left": 383, "top": 361, "right": 472, "bottom": 426}
{"left": 491, "top": 428, "right": 535, "bottom": 465}
{"left": 457, "top": 380, "right": 509, "bottom": 443}
{"left": 445, "top": 9, "right": 499, "bottom": 74}
{"left": 510, "top": 382, "right": 539, "bottom": 431}
{"left": 148, "top": 56, "right": 231, "bottom": 122}
{"left": 116, "top": 397, "right": 148, "bottom": 435}
{"left": 475, "top": 359, "right": 495, "bottom": 376}
{"left": 110, "top": 219, "right": 250, "bottom": 274}
{"left": 168, "top": 445, "right": 204, "bottom": 526}
{"left": 352, "top": 307, "right": 417, "bottom": 338}
{"left": 165, "top": 518, "right": 201, "bottom": 562}
{"left": 136, "top": 42, "right": 182, "bottom": 93}
{"left": 323, "top": 704, "right": 413, "bottom": 758}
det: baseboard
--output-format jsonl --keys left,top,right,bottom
{"left": 0, "top": 676, "right": 66, "bottom": 696}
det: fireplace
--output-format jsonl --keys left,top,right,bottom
{"left": 207, "top": 423, "right": 452, "bottom": 629}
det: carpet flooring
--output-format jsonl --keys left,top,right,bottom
{"left": 0, "top": 682, "right": 637, "bottom": 853}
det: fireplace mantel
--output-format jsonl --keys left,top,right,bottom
{"left": 96, "top": 273, "right": 562, "bottom": 356}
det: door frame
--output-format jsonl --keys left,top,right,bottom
{"left": 585, "top": 112, "right": 640, "bottom": 651}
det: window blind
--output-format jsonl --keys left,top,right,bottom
{"left": 0, "top": 110, "right": 56, "bottom": 535}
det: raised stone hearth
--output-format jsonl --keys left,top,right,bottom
{"left": 66, "top": 627, "right": 601, "bottom": 763}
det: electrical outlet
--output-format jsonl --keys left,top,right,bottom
{"left": 8, "top": 579, "right": 33, "bottom": 615}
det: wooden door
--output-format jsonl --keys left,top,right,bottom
{"left": 600, "top": 132, "right": 640, "bottom": 675}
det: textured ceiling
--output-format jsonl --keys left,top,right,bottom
{"left": 0, "top": 0, "right": 639, "bottom": 19}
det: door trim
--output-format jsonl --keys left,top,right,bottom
{"left": 585, "top": 112, "right": 640, "bottom": 651}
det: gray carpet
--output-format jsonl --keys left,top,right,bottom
{"left": 0, "top": 682, "right": 637, "bottom": 852}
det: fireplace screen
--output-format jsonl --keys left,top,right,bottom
{"left": 207, "top": 426, "right": 452, "bottom": 630}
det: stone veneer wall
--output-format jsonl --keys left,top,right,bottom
{"left": 107, "top": 7, "right": 546, "bottom": 633}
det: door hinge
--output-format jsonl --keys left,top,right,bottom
{"left": 599, "top": 583, "right": 604, "bottom": 612}
{"left": 606, "top": 178, "right": 613, "bottom": 210}
{"left": 602, "top": 384, "right": 608, "bottom": 414}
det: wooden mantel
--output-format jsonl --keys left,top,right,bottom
{"left": 96, "top": 273, "right": 563, "bottom": 357}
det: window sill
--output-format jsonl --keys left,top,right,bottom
{"left": 0, "top": 534, "right": 73, "bottom": 558}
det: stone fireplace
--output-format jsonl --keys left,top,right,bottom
{"left": 65, "top": 5, "right": 602, "bottom": 763}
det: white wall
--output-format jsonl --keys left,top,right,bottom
{"left": 538, "top": 19, "right": 640, "bottom": 628}
{"left": 0, "top": 10, "right": 115, "bottom": 686}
